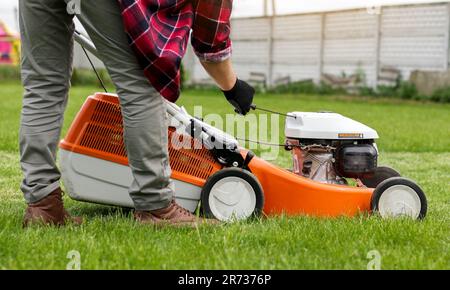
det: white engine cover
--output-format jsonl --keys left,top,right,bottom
{"left": 285, "top": 112, "right": 379, "bottom": 140}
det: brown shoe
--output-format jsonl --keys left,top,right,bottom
{"left": 134, "top": 200, "right": 218, "bottom": 227}
{"left": 23, "top": 188, "right": 82, "bottom": 227}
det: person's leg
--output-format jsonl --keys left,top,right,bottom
{"left": 19, "top": 0, "right": 74, "bottom": 203}
{"left": 74, "top": 0, "right": 173, "bottom": 211}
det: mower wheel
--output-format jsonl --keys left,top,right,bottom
{"left": 371, "top": 177, "right": 427, "bottom": 220}
{"left": 201, "top": 168, "right": 264, "bottom": 222}
{"left": 361, "top": 166, "right": 401, "bottom": 188}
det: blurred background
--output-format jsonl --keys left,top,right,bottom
{"left": 1, "top": 0, "right": 450, "bottom": 101}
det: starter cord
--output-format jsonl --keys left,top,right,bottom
{"left": 80, "top": 45, "right": 108, "bottom": 93}
{"left": 236, "top": 138, "right": 286, "bottom": 147}
{"left": 250, "top": 105, "right": 297, "bottom": 119}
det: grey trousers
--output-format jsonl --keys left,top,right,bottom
{"left": 19, "top": 0, "right": 173, "bottom": 211}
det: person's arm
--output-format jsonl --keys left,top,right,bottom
{"left": 200, "top": 58, "right": 237, "bottom": 91}
{"left": 201, "top": 59, "right": 255, "bottom": 115}
{"left": 191, "top": 0, "right": 255, "bottom": 115}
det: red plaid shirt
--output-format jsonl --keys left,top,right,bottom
{"left": 118, "top": 0, "right": 233, "bottom": 102}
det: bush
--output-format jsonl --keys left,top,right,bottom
{"left": 269, "top": 80, "right": 345, "bottom": 95}
{"left": 358, "top": 86, "right": 377, "bottom": 97}
{"left": 376, "top": 85, "right": 398, "bottom": 98}
{"left": 0, "top": 65, "right": 20, "bottom": 82}
{"left": 317, "top": 82, "right": 347, "bottom": 95}
{"left": 431, "top": 86, "right": 450, "bottom": 103}
{"left": 270, "top": 78, "right": 449, "bottom": 103}
{"left": 396, "top": 81, "right": 418, "bottom": 100}
{"left": 358, "top": 82, "right": 421, "bottom": 100}
{"left": 269, "top": 80, "right": 316, "bottom": 94}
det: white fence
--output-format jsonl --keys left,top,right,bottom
{"left": 185, "top": 2, "right": 450, "bottom": 88}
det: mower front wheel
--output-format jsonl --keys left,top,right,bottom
{"left": 201, "top": 168, "right": 264, "bottom": 222}
{"left": 371, "top": 177, "right": 427, "bottom": 220}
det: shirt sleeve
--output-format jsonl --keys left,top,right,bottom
{"left": 191, "top": 0, "right": 233, "bottom": 63}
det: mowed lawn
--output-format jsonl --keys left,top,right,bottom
{"left": 0, "top": 82, "right": 449, "bottom": 270}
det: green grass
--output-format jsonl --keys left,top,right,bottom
{"left": 0, "top": 82, "right": 449, "bottom": 269}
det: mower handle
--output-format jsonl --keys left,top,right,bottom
{"left": 74, "top": 30, "right": 100, "bottom": 58}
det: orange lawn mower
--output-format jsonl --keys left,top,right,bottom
{"left": 59, "top": 32, "right": 428, "bottom": 222}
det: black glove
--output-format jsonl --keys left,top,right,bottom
{"left": 222, "top": 79, "right": 255, "bottom": 115}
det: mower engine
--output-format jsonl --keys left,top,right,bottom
{"left": 285, "top": 112, "right": 379, "bottom": 185}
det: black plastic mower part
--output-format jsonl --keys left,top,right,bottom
{"left": 335, "top": 144, "right": 378, "bottom": 178}
{"left": 186, "top": 118, "right": 203, "bottom": 139}
{"left": 201, "top": 168, "right": 264, "bottom": 220}
{"left": 371, "top": 177, "right": 428, "bottom": 220}
{"left": 361, "top": 166, "right": 401, "bottom": 188}
{"left": 211, "top": 146, "right": 245, "bottom": 167}
{"left": 242, "top": 150, "right": 256, "bottom": 171}
{"left": 207, "top": 133, "right": 245, "bottom": 167}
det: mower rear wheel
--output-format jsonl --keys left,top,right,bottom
{"left": 371, "top": 177, "right": 427, "bottom": 220}
{"left": 360, "top": 166, "right": 401, "bottom": 188}
{"left": 201, "top": 168, "right": 264, "bottom": 222}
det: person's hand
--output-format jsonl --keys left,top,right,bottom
{"left": 222, "top": 79, "right": 255, "bottom": 115}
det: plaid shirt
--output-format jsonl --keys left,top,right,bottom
{"left": 118, "top": 0, "right": 233, "bottom": 102}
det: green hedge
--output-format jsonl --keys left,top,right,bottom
{"left": 268, "top": 80, "right": 346, "bottom": 95}
{"left": 379, "top": 82, "right": 419, "bottom": 100}
{"left": 360, "top": 82, "right": 450, "bottom": 103}
{"left": 431, "top": 86, "right": 450, "bottom": 103}
{"left": 270, "top": 79, "right": 449, "bottom": 103}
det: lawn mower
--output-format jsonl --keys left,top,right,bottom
{"left": 59, "top": 33, "right": 428, "bottom": 221}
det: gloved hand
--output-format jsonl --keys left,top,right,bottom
{"left": 222, "top": 79, "right": 255, "bottom": 115}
